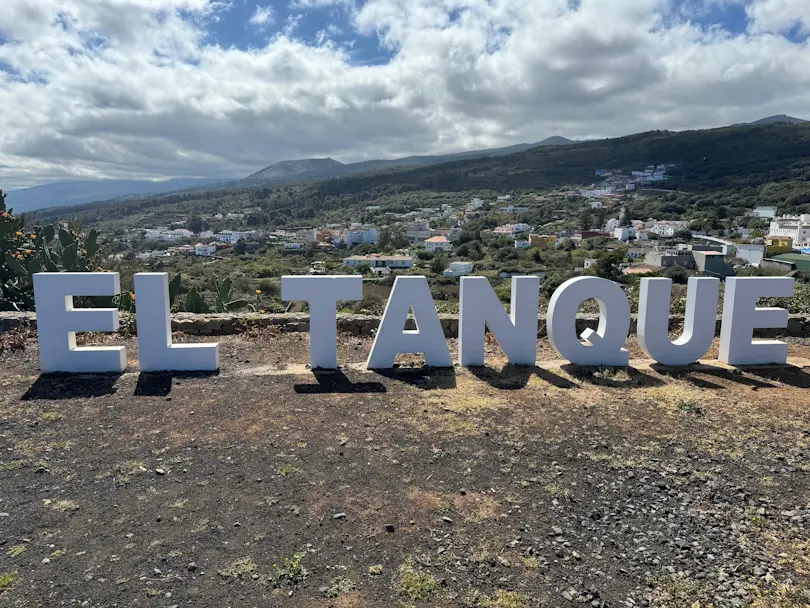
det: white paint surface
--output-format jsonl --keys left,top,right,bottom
{"left": 547, "top": 276, "right": 630, "bottom": 366}
{"left": 367, "top": 276, "right": 452, "bottom": 369}
{"left": 719, "top": 277, "right": 794, "bottom": 365}
{"left": 33, "top": 272, "right": 126, "bottom": 373}
{"left": 134, "top": 273, "right": 219, "bottom": 372}
{"left": 458, "top": 276, "right": 539, "bottom": 366}
{"left": 638, "top": 277, "right": 719, "bottom": 365}
{"left": 282, "top": 275, "right": 363, "bottom": 369}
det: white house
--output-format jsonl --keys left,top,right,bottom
{"left": 514, "top": 239, "right": 530, "bottom": 249}
{"left": 493, "top": 223, "right": 531, "bottom": 237}
{"left": 649, "top": 221, "right": 689, "bottom": 238}
{"left": 199, "top": 230, "right": 215, "bottom": 239}
{"left": 614, "top": 227, "right": 636, "bottom": 242}
{"left": 768, "top": 214, "right": 810, "bottom": 249}
{"left": 468, "top": 198, "right": 484, "bottom": 210}
{"left": 424, "top": 236, "right": 452, "bottom": 253}
{"left": 625, "top": 184, "right": 636, "bottom": 192}
{"left": 497, "top": 195, "right": 512, "bottom": 201}
{"left": 345, "top": 228, "right": 379, "bottom": 248}
{"left": 195, "top": 243, "right": 216, "bottom": 257}
{"left": 217, "top": 230, "right": 255, "bottom": 244}
{"left": 589, "top": 201, "right": 604, "bottom": 209}
{"left": 443, "top": 261, "right": 474, "bottom": 278}
{"left": 283, "top": 242, "right": 303, "bottom": 250}
{"left": 343, "top": 254, "right": 414, "bottom": 269}
{"left": 583, "top": 258, "right": 598, "bottom": 269}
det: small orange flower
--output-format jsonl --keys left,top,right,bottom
{"left": 259, "top": 309, "right": 265, "bottom": 314}
{"left": 255, "top": 289, "right": 261, "bottom": 294}
{"left": 15, "top": 231, "right": 22, "bottom": 236}
{"left": 31, "top": 234, "right": 36, "bottom": 239}
{"left": 24, "top": 249, "right": 31, "bottom": 254}
{"left": 130, "top": 292, "right": 135, "bottom": 299}
{"left": 82, "top": 250, "right": 87, "bottom": 255}
{"left": 1, "top": 212, "right": 8, "bottom": 217}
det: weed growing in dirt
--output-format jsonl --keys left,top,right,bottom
{"left": 0, "top": 460, "right": 25, "bottom": 472}
{"left": 649, "top": 574, "right": 714, "bottom": 607}
{"left": 481, "top": 590, "right": 531, "bottom": 608}
{"left": 217, "top": 557, "right": 258, "bottom": 579}
{"left": 50, "top": 500, "right": 79, "bottom": 513}
{"left": 396, "top": 559, "right": 437, "bottom": 601}
{"left": 0, "top": 571, "right": 17, "bottom": 592}
{"left": 324, "top": 576, "right": 355, "bottom": 598}
{"left": 276, "top": 463, "right": 298, "bottom": 477}
{"left": 40, "top": 411, "right": 63, "bottom": 422}
{"left": 272, "top": 553, "right": 307, "bottom": 586}
{"left": 6, "top": 544, "right": 26, "bottom": 557}
{"left": 751, "top": 582, "right": 810, "bottom": 607}
{"left": 677, "top": 397, "right": 704, "bottom": 416}
{"left": 593, "top": 366, "right": 631, "bottom": 382}
{"left": 368, "top": 564, "right": 383, "bottom": 575}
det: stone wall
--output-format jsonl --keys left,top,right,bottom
{"left": 2, "top": 311, "right": 809, "bottom": 338}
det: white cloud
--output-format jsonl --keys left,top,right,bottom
{"left": 748, "top": 0, "right": 810, "bottom": 34}
{"left": 0, "top": 0, "right": 809, "bottom": 188}
{"left": 249, "top": 4, "right": 275, "bottom": 28}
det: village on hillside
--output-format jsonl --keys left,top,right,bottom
{"left": 102, "top": 161, "right": 810, "bottom": 293}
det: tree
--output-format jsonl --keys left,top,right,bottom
{"left": 673, "top": 229, "right": 693, "bottom": 242}
{"left": 595, "top": 207, "right": 606, "bottom": 230}
{"left": 430, "top": 256, "right": 447, "bottom": 274}
{"left": 186, "top": 214, "right": 205, "bottom": 233}
{"left": 234, "top": 239, "right": 248, "bottom": 255}
{"left": 580, "top": 208, "right": 592, "bottom": 231}
{"left": 378, "top": 228, "right": 393, "bottom": 251}
{"left": 594, "top": 249, "right": 626, "bottom": 281}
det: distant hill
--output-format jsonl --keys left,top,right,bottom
{"left": 5, "top": 177, "right": 229, "bottom": 214}
{"left": 30, "top": 122, "right": 810, "bottom": 228}
{"left": 306, "top": 122, "right": 810, "bottom": 197}
{"left": 9, "top": 138, "right": 576, "bottom": 211}
{"left": 238, "top": 137, "right": 575, "bottom": 187}
{"left": 242, "top": 158, "right": 345, "bottom": 184}
{"left": 750, "top": 115, "right": 807, "bottom": 125}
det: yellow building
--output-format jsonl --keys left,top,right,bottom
{"left": 529, "top": 234, "right": 557, "bottom": 247}
{"left": 766, "top": 237, "right": 793, "bottom": 255}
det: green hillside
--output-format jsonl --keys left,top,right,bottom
{"left": 29, "top": 122, "right": 810, "bottom": 228}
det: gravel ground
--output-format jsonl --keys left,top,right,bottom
{"left": 1, "top": 330, "right": 810, "bottom": 607}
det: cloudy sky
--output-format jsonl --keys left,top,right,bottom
{"left": 1, "top": 0, "right": 809, "bottom": 188}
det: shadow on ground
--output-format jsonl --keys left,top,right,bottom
{"left": 134, "top": 371, "right": 220, "bottom": 397}
{"left": 468, "top": 364, "right": 580, "bottom": 390}
{"left": 22, "top": 373, "right": 123, "bottom": 400}
{"left": 294, "top": 369, "right": 387, "bottom": 394}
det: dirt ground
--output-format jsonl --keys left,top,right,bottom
{"left": 2, "top": 329, "right": 810, "bottom": 607}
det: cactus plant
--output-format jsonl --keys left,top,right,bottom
{"left": 1, "top": 189, "right": 107, "bottom": 311}
{"left": 212, "top": 276, "right": 248, "bottom": 312}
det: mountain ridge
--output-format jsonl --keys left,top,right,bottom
{"left": 7, "top": 137, "right": 575, "bottom": 212}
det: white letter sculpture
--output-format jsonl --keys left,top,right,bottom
{"left": 367, "top": 276, "right": 452, "bottom": 369}
{"left": 547, "top": 276, "right": 630, "bottom": 366}
{"left": 719, "top": 276, "right": 794, "bottom": 365}
{"left": 33, "top": 272, "right": 126, "bottom": 373}
{"left": 458, "top": 276, "right": 539, "bottom": 366}
{"left": 638, "top": 277, "right": 719, "bottom": 365}
{"left": 282, "top": 275, "right": 362, "bottom": 369}
{"left": 134, "top": 273, "right": 219, "bottom": 372}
